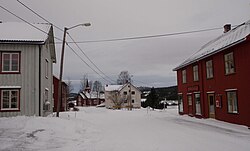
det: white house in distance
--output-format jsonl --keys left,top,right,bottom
{"left": 0, "top": 22, "right": 56, "bottom": 117}
{"left": 104, "top": 83, "right": 141, "bottom": 109}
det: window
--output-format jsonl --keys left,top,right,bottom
{"left": 131, "top": 91, "right": 135, "bottom": 95}
{"left": 194, "top": 93, "right": 201, "bottom": 115}
{"left": 44, "top": 89, "right": 50, "bottom": 111}
{"left": 224, "top": 52, "right": 235, "bottom": 74}
{"left": 132, "top": 100, "right": 135, "bottom": 103}
{"left": 178, "top": 94, "right": 183, "bottom": 112}
{"left": 45, "top": 59, "right": 49, "bottom": 78}
{"left": 182, "top": 70, "right": 187, "bottom": 83}
{"left": 206, "top": 60, "right": 213, "bottom": 79}
{"left": 227, "top": 91, "right": 238, "bottom": 113}
{"left": 1, "top": 89, "right": 19, "bottom": 110}
{"left": 1, "top": 53, "right": 20, "bottom": 73}
{"left": 193, "top": 65, "right": 199, "bottom": 81}
{"left": 123, "top": 91, "right": 127, "bottom": 95}
{"left": 188, "top": 95, "right": 192, "bottom": 106}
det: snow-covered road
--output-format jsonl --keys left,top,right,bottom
{"left": 0, "top": 107, "right": 249, "bottom": 151}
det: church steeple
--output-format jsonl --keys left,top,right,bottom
{"left": 85, "top": 79, "right": 91, "bottom": 93}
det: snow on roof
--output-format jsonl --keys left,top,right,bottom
{"left": 104, "top": 85, "right": 123, "bottom": 91}
{"left": 0, "top": 22, "right": 51, "bottom": 43}
{"left": 173, "top": 19, "right": 250, "bottom": 71}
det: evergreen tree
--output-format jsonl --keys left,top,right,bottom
{"left": 145, "top": 87, "right": 160, "bottom": 110}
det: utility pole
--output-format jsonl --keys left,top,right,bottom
{"left": 56, "top": 27, "right": 67, "bottom": 117}
{"left": 56, "top": 23, "right": 91, "bottom": 117}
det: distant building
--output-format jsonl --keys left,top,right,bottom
{"left": 173, "top": 19, "right": 250, "bottom": 127}
{"left": 105, "top": 83, "right": 141, "bottom": 109}
{"left": 0, "top": 22, "right": 56, "bottom": 117}
{"left": 53, "top": 76, "right": 68, "bottom": 112}
{"left": 77, "top": 91, "right": 105, "bottom": 107}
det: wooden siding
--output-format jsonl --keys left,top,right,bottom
{"left": 0, "top": 41, "right": 54, "bottom": 117}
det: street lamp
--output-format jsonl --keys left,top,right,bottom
{"left": 56, "top": 23, "right": 91, "bottom": 117}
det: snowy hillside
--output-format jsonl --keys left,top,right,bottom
{"left": 0, "top": 107, "right": 249, "bottom": 151}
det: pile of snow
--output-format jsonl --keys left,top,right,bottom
{"left": 0, "top": 107, "right": 249, "bottom": 151}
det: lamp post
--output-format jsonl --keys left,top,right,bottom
{"left": 56, "top": 23, "right": 91, "bottom": 117}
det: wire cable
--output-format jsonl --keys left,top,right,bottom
{"left": 16, "top": 0, "right": 115, "bottom": 83}
{"left": 67, "top": 33, "right": 116, "bottom": 83}
{"left": 66, "top": 43, "right": 113, "bottom": 84}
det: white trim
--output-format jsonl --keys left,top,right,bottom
{"left": 225, "top": 89, "right": 237, "bottom": 92}
{"left": 187, "top": 93, "right": 192, "bottom": 95}
{"left": 178, "top": 93, "right": 183, "bottom": 95}
{"left": 193, "top": 91, "right": 200, "bottom": 94}
{"left": 0, "top": 86, "right": 21, "bottom": 89}
{"left": 206, "top": 91, "right": 215, "bottom": 94}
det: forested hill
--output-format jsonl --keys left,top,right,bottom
{"left": 138, "top": 86, "right": 178, "bottom": 100}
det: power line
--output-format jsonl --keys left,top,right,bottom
{"left": 0, "top": 5, "right": 48, "bottom": 35}
{"left": 65, "top": 26, "right": 234, "bottom": 44}
{"left": 15, "top": 0, "right": 115, "bottom": 83}
{"left": 0, "top": 4, "right": 64, "bottom": 42}
{"left": 66, "top": 44, "right": 113, "bottom": 84}
{"left": 16, "top": 0, "right": 64, "bottom": 32}
{"left": 67, "top": 33, "right": 116, "bottom": 83}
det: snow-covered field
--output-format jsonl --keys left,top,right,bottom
{"left": 0, "top": 107, "right": 250, "bottom": 151}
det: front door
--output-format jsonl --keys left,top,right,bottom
{"left": 187, "top": 95, "right": 193, "bottom": 116}
{"left": 208, "top": 94, "right": 215, "bottom": 118}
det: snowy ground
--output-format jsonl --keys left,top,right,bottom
{"left": 0, "top": 106, "right": 250, "bottom": 151}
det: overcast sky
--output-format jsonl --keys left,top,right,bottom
{"left": 1, "top": 0, "right": 250, "bottom": 90}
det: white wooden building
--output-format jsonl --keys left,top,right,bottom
{"left": 0, "top": 22, "right": 56, "bottom": 117}
{"left": 104, "top": 83, "right": 141, "bottom": 109}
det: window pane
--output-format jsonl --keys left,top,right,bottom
{"left": 11, "top": 54, "right": 19, "bottom": 71}
{"left": 225, "top": 52, "right": 235, "bottom": 74}
{"left": 178, "top": 95, "right": 183, "bottom": 112}
{"left": 182, "top": 70, "right": 186, "bottom": 83}
{"left": 195, "top": 93, "right": 201, "bottom": 115}
{"left": 3, "top": 54, "right": 10, "bottom": 71}
{"left": 193, "top": 65, "right": 199, "bottom": 81}
{"left": 11, "top": 91, "right": 18, "bottom": 108}
{"left": 227, "top": 91, "right": 238, "bottom": 113}
{"left": 2, "top": 91, "right": 10, "bottom": 108}
{"left": 206, "top": 60, "right": 213, "bottom": 78}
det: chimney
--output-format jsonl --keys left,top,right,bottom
{"left": 224, "top": 24, "right": 231, "bottom": 33}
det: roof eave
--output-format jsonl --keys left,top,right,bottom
{"left": 0, "top": 40, "right": 45, "bottom": 45}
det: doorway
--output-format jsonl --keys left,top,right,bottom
{"left": 208, "top": 94, "right": 215, "bottom": 118}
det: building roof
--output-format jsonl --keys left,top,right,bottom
{"left": 105, "top": 83, "right": 141, "bottom": 93}
{"left": 0, "top": 22, "right": 51, "bottom": 44}
{"left": 173, "top": 19, "right": 250, "bottom": 71}
{"left": 104, "top": 85, "right": 123, "bottom": 91}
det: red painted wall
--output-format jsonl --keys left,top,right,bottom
{"left": 177, "top": 39, "right": 250, "bottom": 127}
{"left": 53, "top": 76, "right": 68, "bottom": 112}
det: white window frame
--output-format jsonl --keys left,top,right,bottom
{"left": 206, "top": 60, "right": 213, "bottom": 79}
{"left": 182, "top": 70, "right": 187, "bottom": 84}
{"left": 193, "top": 65, "right": 199, "bottom": 81}
{"left": 194, "top": 93, "right": 201, "bottom": 115}
{"left": 178, "top": 94, "right": 183, "bottom": 113}
{"left": 1, "top": 89, "right": 19, "bottom": 110}
{"left": 1, "top": 52, "right": 20, "bottom": 73}
{"left": 226, "top": 91, "right": 238, "bottom": 113}
{"left": 224, "top": 52, "right": 235, "bottom": 74}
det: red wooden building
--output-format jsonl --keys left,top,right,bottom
{"left": 53, "top": 76, "right": 68, "bottom": 112}
{"left": 173, "top": 20, "right": 250, "bottom": 127}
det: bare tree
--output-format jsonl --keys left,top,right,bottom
{"left": 117, "top": 71, "right": 132, "bottom": 85}
{"left": 108, "top": 90, "right": 124, "bottom": 109}
{"left": 93, "top": 81, "right": 102, "bottom": 92}
{"left": 66, "top": 78, "right": 74, "bottom": 97}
